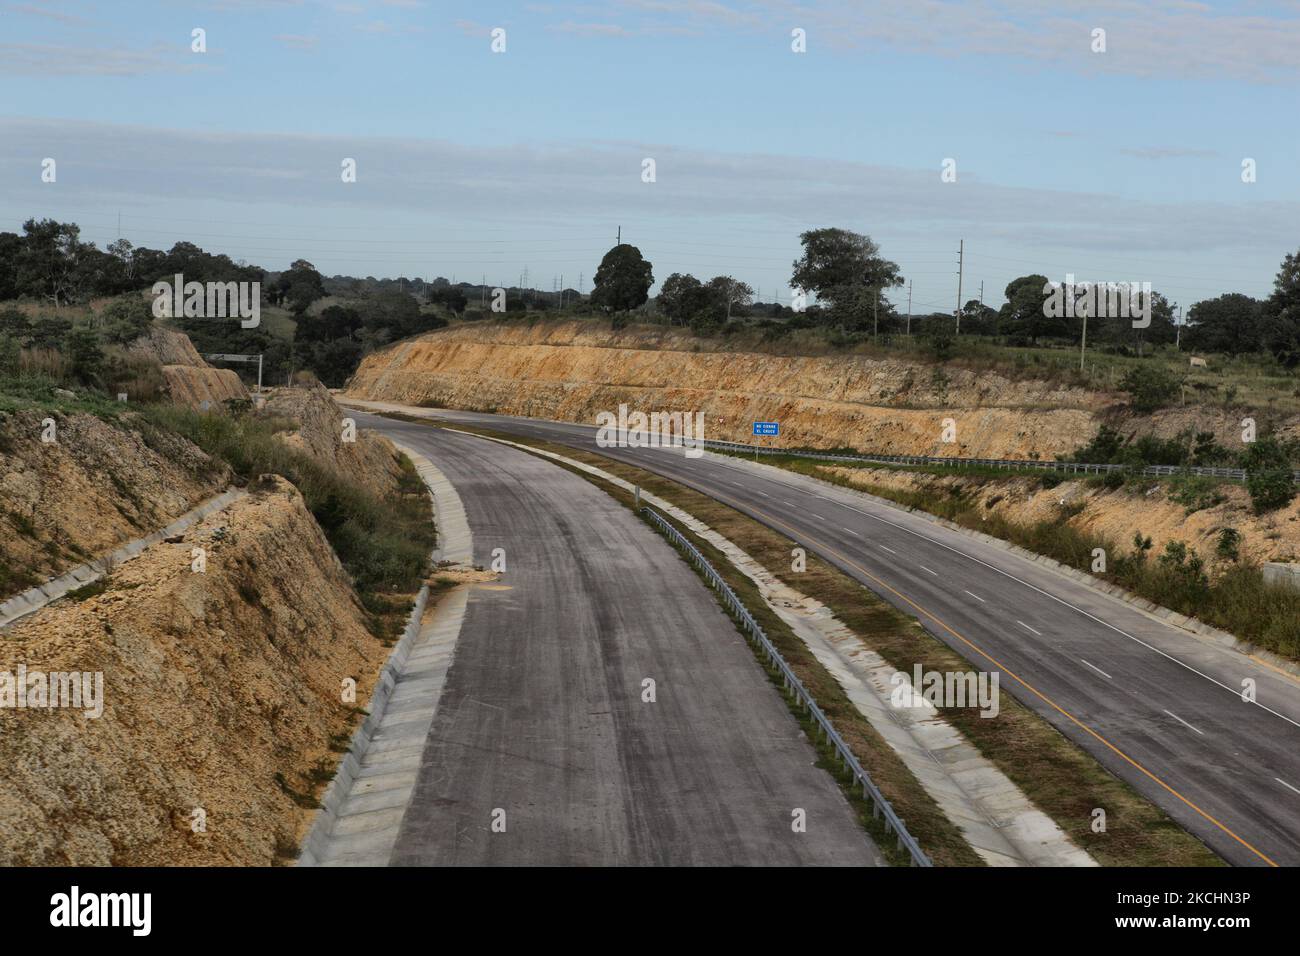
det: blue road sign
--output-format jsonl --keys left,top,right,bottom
{"left": 753, "top": 421, "right": 779, "bottom": 436}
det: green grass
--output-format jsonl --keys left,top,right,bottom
{"left": 136, "top": 404, "right": 434, "bottom": 598}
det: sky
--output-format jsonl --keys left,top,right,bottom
{"left": 1, "top": 0, "right": 1298, "bottom": 314}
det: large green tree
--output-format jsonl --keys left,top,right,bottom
{"left": 1261, "top": 249, "right": 1300, "bottom": 368}
{"left": 997, "top": 275, "right": 1060, "bottom": 344}
{"left": 1184, "top": 293, "right": 1262, "bottom": 356}
{"left": 591, "top": 244, "right": 653, "bottom": 314}
{"left": 790, "top": 228, "right": 901, "bottom": 317}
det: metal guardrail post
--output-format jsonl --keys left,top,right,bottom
{"left": 639, "top": 505, "right": 933, "bottom": 867}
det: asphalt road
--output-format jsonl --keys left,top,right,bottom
{"left": 369, "top": 421, "right": 882, "bottom": 866}
{"left": 356, "top": 405, "right": 1300, "bottom": 868}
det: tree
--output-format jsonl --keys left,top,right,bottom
{"left": 1241, "top": 436, "right": 1296, "bottom": 513}
{"left": 0, "top": 232, "right": 21, "bottom": 300}
{"left": 0, "top": 306, "right": 32, "bottom": 345}
{"left": 97, "top": 296, "right": 154, "bottom": 344}
{"left": 591, "top": 244, "right": 653, "bottom": 314}
{"left": 790, "top": 228, "right": 901, "bottom": 316}
{"left": 657, "top": 273, "right": 710, "bottom": 326}
{"left": 1184, "top": 293, "right": 1262, "bottom": 356}
{"left": 998, "top": 275, "right": 1060, "bottom": 344}
{"left": 1261, "top": 249, "right": 1300, "bottom": 368}
{"left": 65, "top": 326, "right": 105, "bottom": 384}
{"left": 15, "top": 219, "right": 92, "bottom": 306}
{"left": 1120, "top": 366, "right": 1181, "bottom": 412}
{"left": 706, "top": 276, "right": 754, "bottom": 323}
{"left": 960, "top": 299, "right": 998, "bottom": 336}
{"left": 274, "top": 259, "right": 326, "bottom": 315}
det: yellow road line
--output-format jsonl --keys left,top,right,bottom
{"left": 711, "top": 493, "right": 1279, "bottom": 868}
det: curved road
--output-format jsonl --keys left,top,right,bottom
{"left": 371, "top": 422, "right": 882, "bottom": 866}
{"left": 353, "top": 404, "right": 1300, "bottom": 868}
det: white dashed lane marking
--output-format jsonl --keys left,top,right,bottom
{"left": 1080, "top": 658, "right": 1113, "bottom": 680}
{"left": 1164, "top": 710, "right": 1205, "bottom": 736}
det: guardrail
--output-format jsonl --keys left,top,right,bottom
{"left": 641, "top": 505, "right": 932, "bottom": 867}
{"left": 703, "top": 439, "right": 1300, "bottom": 484}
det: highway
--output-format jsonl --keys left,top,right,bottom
{"left": 365, "top": 421, "right": 883, "bottom": 866}
{"left": 352, "top": 404, "right": 1300, "bottom": 867}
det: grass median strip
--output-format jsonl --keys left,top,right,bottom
{"left": 410, "top": 417, "right": 1222, "bottom": 867}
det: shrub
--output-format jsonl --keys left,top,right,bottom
{"left": 1241, "top": 437, "right": 1297, "bottom": 514}
{"left": 1120, "top": 365, "right": 1180, "bottom": 412}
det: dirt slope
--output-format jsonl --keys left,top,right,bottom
{"left": 159, "top": 366, "right": 249, "bottom": 410}
{"left": 129, "top": 327, "right": 211, "bottom": 367}
{"left": 0, "top": 410, "right": 230, "bottom": 599}
{"left": 821, "top": 464, "right": 1300, "bottom": 570}
{"left": 0, "top": 477, "right": 387, "bottom": 866}
{"left": 347, "top": 320, "right": 1115, "bottom": 458}
{"left": 126, "top": 325, "right": 249, "bottom": 409}
{"left": 264, "top": 384, "right": 403, "bottom": 498}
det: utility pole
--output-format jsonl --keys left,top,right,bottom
{"left": 906, "top": 279, "right": 913, "bottom": 336}
{"left": 616, "top": 226, "right": 621, "bottom": 246}
{"left": 979, "top": 280, "right": 984, "bottom": 308}
{"left": 1079, "top": 305, "right": 1088, "bottom": 372}
{"left": 559, "top": 274, "right": 564, "bottom": 310}
{"left": 955, "top": 239, "right": 964, "bottom": 334}
{"left": 1175, "top": 304, "right": 1182, "bottom": 350}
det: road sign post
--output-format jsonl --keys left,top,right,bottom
{"left": 753, "top": 421, "right": 779, "bottom": 461}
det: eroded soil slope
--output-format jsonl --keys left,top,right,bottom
{"left": 265, "top": 384, "right": 403, "bottom": 498}
{"left": 821, "top": 464, "right": 1300, "bottom": 570}
{"left": 0, "top": 410, "right": 230, "bottom": 599}
{"left": 0, "top": 478, "right": 387, "bottom": 866}
{"left": 347, "top": 320, "right": 1106, "bottom": 458}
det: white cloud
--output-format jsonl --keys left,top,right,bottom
{"left": 0, "top": 116, "right": 1292, "bottom": 259}
{"left": 0, "top": 42, "right": 211, "bottom": 76}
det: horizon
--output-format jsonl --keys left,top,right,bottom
{"left": 2, "top": 1, "right": 1298, "bottom": 315}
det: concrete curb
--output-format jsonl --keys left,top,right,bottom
{"left": 0, "top": 487, "right": 245, "bottom": 632}
{"left": 297, "top": 443, "right": 472, "bottom": 867}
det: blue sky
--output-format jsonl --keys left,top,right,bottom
{"left": 2, "top": 0, "right": 1298, "bottom": 313}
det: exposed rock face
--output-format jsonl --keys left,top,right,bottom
{"left": 128, "top": 326, "right": 250, "bottom": 410}
{"left": 0, "top": 410, "right": 230, "bottom": 600}
{"left": 343, "top": 321, "right": 1103, "bottom": 458}
{"left": 0, "top": 478, "right": 387, "bottom": 866}
{"left": 346, "top": 320, "right": 1300, "bottom": 458}
{"left": 264, "top": 384, "right": 403, "bottom": 498}
{"left": 159, "top": 366, "right": 249, "bottom": 410}
{"left": 129, "top": 327, "right": 211, "bottom": 368}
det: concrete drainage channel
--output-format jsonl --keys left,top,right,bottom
{"left": 0, "top": 487, "right": 245, "bottom": 631}
{"left": 297, "top": 442, "right": 473, "bottom": 867}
